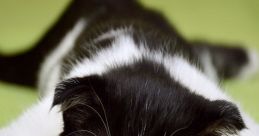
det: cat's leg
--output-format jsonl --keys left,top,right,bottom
{"left": 192, "top": 41, "right": 258, "bottom": 81}
{"left": 0, "top": 52, "right": 42, "bottom": 87}
{"left": 0, "top": 0, "right": 89, "bottom": 87}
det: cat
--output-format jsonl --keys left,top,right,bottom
{"left": 0, "top": 0, "right": 258, "bottom": 136}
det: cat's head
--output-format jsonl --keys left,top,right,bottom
{"left": 53, "top": 60, "right": 246, "bottom": 136}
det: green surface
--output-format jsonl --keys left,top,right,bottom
{"left": 0, "top": 0, "right": 258, "bottom": 127}
{"left": 0, "top": 82, "right": 36, "bottom": 126}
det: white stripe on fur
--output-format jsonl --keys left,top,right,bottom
{"left": 38, "top": 18, "right": 87, "bottom": 97}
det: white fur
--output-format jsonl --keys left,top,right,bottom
{"left": 160, "top": 55, "right": 229, "bottom": 100}
{"left": 200, "top": 50, "right": 219, "bottom": 82}
{"left": 94, "top": 28, "right": 130, "bottom": 42}
{"left": 237, "top": 49, "right": 259, "bottom": 79}
{"left": 66, "top": 32, "right": 141, "bottom": 79}
{"left": 239, "top": 112, "right": 259, "bottom": 136}
{"left": 0, "top": 95, "right": 63, "bottom": 136}
{"left": 38, "top": 18, "right": 87, "bottom": 97}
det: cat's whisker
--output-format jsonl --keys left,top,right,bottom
{"left": 64, "top": 129, "right": 97, "bottom": 136}
{"left": 169, "top": 126, "right": 188, "bottom": 136}
{"left": 163, "top": 131, "right": 167, "bottom": 136}
{"left": 90, "top": 85, "right": 112, "bottom": 136}
{"left": 76, "top": 103, "right": 110, "bottom": 136}
{"left": 169, "top": 120, "right": 193, "bottom": 136}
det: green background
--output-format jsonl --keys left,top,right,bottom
{"left": 0, "top": 0, "right": 258, "bottom": 127}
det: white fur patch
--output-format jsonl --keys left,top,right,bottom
{"left": 66, "top": 33, "right": 141, "bottom": 79}
{"left": 239, "top": 112, "right": 259, "bottom": 136}
{"left": 158, "top": 56, "right": 229, "bottom": 100}
{"left": 237, "top": 49, "right": 259, "bottom": 79}
{"left": 38, "top": 18, "right": 87, "bottom": 97}
{"left": 0, "top": 95, "right": 63, "bottom": 136}
{"left": 94, "top": 28, "right": 130, "bottom": 42}
{"left": 200, "top": 50, "right": 219, "bottom": 82}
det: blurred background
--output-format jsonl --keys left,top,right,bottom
{"left": 0, "top": 0, "right": 258, "bottom": 127}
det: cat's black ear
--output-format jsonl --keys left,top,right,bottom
{"left": 53, "top": 75, "right": 109, "bottom": 136}
{"left": 198, "top": 100, "right": 246, "bottom": 135}
{"left": 53, "top": 75, "right": 106, "bottom": 106}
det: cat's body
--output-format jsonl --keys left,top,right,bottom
{"left": 0, "top": 0, "right": 259, "bottom": 136}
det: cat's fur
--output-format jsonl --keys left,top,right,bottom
{"left": 0, "top": 0, "right": 259, "bottom": 136}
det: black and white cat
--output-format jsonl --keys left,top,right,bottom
{"left": 0, "top": 0, "right": 258, "bottom": 136}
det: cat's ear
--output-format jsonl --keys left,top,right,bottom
{"left": 198, "top": 100, "right": 246, "bottom": 135}
{"left": 53, "top": 75, "right": 109, "bottom": 136}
